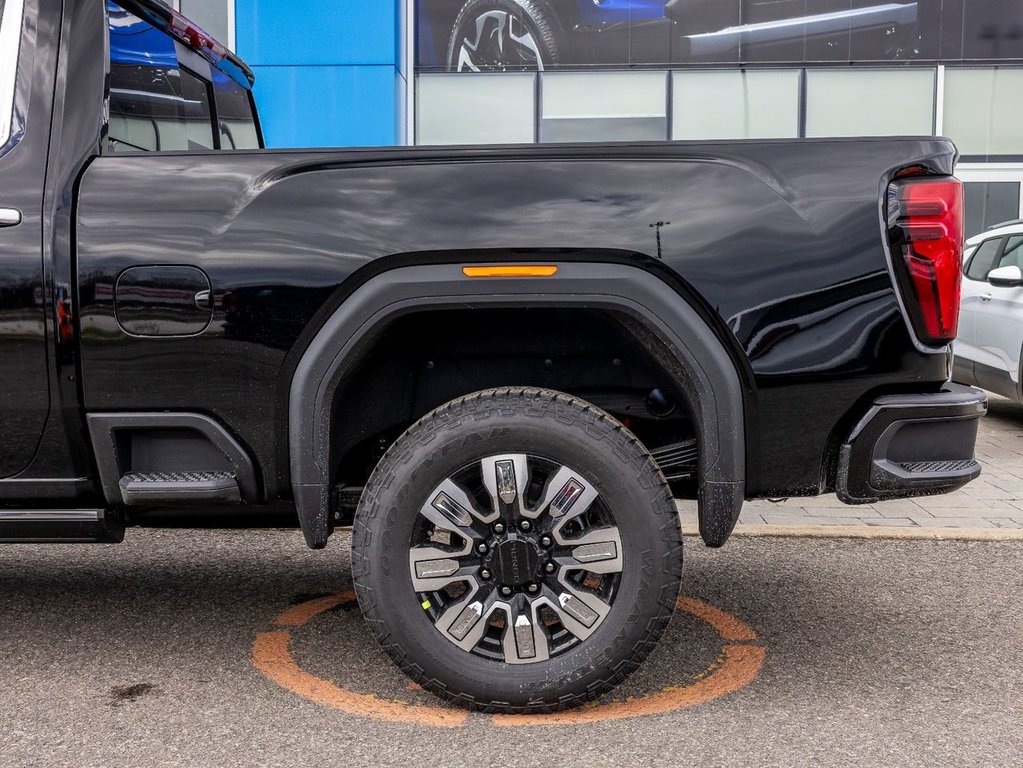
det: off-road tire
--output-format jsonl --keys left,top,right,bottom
{"left": 352, "top": 387, "right": 682, "bottom": 713}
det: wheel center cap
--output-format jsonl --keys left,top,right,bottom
{"left": 487, "top": 533, "right": 541, "bottom": 587}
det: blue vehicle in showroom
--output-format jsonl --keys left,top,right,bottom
{"left": 424, "top": 0, "right": 921, "bottom": 70}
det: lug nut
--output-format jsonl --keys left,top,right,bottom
{"left": 477, "top": 542, "right": 488, "bottom": 554}
{"left": 500, "top": 586, "right": 513, "bottom": 597}
{"left": 480, "top": 569, "right": 491, "bottom": 580}
{"left": 526, "top": 583, "right": 539, "bottom": 594}
{"left": 519, "top": 520, "right": 531, "bottom": 532}
{"left": 493, "top": 522, "right": 505, "bottom": 534}
{"left": 544, "top": 562, "right": 556, "bottom": 574}
{"left": 540, "top": 535, "right": 552, "bottom": 547}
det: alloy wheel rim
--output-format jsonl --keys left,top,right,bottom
{"left": 456, "top": 11, "right": 545, "bottom": 72}
{"left": 409, "top": 453, "right": 623, "bottom": 664}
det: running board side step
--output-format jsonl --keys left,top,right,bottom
{"left": 0, "top": 509, "right": 124, "bottom": 543}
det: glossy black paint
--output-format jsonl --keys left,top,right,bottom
{"left": 0, "top": 0, "right": 52, "bottom": 479}
{"left": 26, "top": 0, "right": 108, "bottom": 496}
{"left": 74, "top": 137, "right": 953, "bottom": 499}
{"left": 114, "top": 266, "right": 213, "bottom": 337}
{"left": 0, "top": 0, "right": 957, "bottom": 511}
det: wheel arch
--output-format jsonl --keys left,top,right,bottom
{"left": 289, "top": 261, "right": 746, "bottom": 549}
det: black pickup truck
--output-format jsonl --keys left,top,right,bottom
{"left": 0, "top": 0, "right": 986, "bottom": 712}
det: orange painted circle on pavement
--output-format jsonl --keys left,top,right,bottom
{"left": 252, "top": 591, "right": 765, "bottom": 728}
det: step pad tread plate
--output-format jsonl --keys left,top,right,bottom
{"left": 896, "top": 458, "right": 978, "bottom": 474}
{"left": 119, "top": 470, "right": 240, "bottom": 505}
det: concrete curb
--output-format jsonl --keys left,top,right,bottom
{"left": 682, "top": 523, "right": 1023, "bottom": 542}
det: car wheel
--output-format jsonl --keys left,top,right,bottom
{"left": 352, "top": 387, "right": 683, "bottom": 713}
{"left": 447, "top": 0, "right": 564, "bottom": 72}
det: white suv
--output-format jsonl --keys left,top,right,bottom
{"left": 954, "top": 220, "right": 1023, "bottom": 402}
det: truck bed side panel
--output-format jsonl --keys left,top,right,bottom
{"left": 74, "top": 138, "right": 955, "bottom": 497}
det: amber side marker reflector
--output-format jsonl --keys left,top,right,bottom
{"left": 462, "top": 265, "right": 558, "bottom": 278}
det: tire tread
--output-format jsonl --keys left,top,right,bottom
{"left": 352, "top": 387, "right": 682, "bottom": 714}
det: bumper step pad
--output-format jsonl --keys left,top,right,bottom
{"left": 898, "top": 459, "right": 979, "bottom": 474}
{"left": 837, "top": 384, "right": 987, "bottom": 504}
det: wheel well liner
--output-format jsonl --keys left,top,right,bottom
{"left": 289, "top": 262, "right": 745, "bottom": 548}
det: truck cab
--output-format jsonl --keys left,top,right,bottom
{"left": 0, "top": 0, "right": 260, "bottom": 538}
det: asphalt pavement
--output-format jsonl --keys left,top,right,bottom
{"left": 2, "top": 528, "right": 1021, "bottom": 767}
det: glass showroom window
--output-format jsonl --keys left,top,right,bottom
{"left": 417, "top": 74, "right": 536, "bottom": 145}
{"left": 540, "top": 71, "right": 667, "bottom": 143}
{"left": 963, "top": 182, "right": 1021, "bottom": 237}
{"left": 957, "top": 164, "right": 1023, "bottom": 239}
{"left": 671, "top": 70, "right": 800, "bottom": 141}
{"left": 172, "top": 0, "right": 231, "bottom": 46}
{"left": 944, "top": 68, "right": 1023, "bottom": 159}
{"left": 806, "top": 69, "right": 935, "bottom": 138}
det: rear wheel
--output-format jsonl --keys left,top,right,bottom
{"left": 352, "top": 387, "right": 682, "bottom": 712}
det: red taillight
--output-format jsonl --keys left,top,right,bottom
{"left": 887, "top": 176, "right": 964, "bottom": 345}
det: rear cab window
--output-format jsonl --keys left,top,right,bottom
{"left": 212, "top": 69, "right": 260, "bottom": 149}
{"left": 105, "top": 1, "right": 261, "bottom": 152}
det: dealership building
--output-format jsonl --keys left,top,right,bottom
{"left": 175, "top": 1, "right": 1023, "bottom": 237}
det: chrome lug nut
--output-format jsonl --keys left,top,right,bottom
{"left": 477, "top": 542, "right": 488, "bottom": 554}
{"left": 526, "top": 583, "right": 539, "bottom": 594}
{"left": 519, "top": 519, "right": 532, "bottom": 532}
{"left": 544, "top": 562, "right": 556, "bottom": 574}
{"left": 493, "top": 522, "right": 505, "bottom": 534}
{"left": 480, "top": 569, "right": 491, "bottom": 580}
{"left": 540, "top": 535, "right": 552, "bottom": 547}
{"left": 499, "top": 586, "right": 513, "bottom": 597}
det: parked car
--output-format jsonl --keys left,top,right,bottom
{"left": 424, "top": 0, "right": 921, "bottom": 71}
{"left": 0, "top": 0, "right": 985, "bottom": 713}
{"left": 954, "top": 220, "right": 1023, "bottom": 402}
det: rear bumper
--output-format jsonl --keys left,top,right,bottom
{"left": 836, "top": 384, "right": 987, "bottom": 504}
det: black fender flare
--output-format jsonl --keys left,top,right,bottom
{"left": 289, "top": 262, "right": 746, "bottom": 548}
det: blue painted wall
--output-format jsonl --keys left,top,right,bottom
{"left": 235, "top": 0, "right": 406, "bottom": 148}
